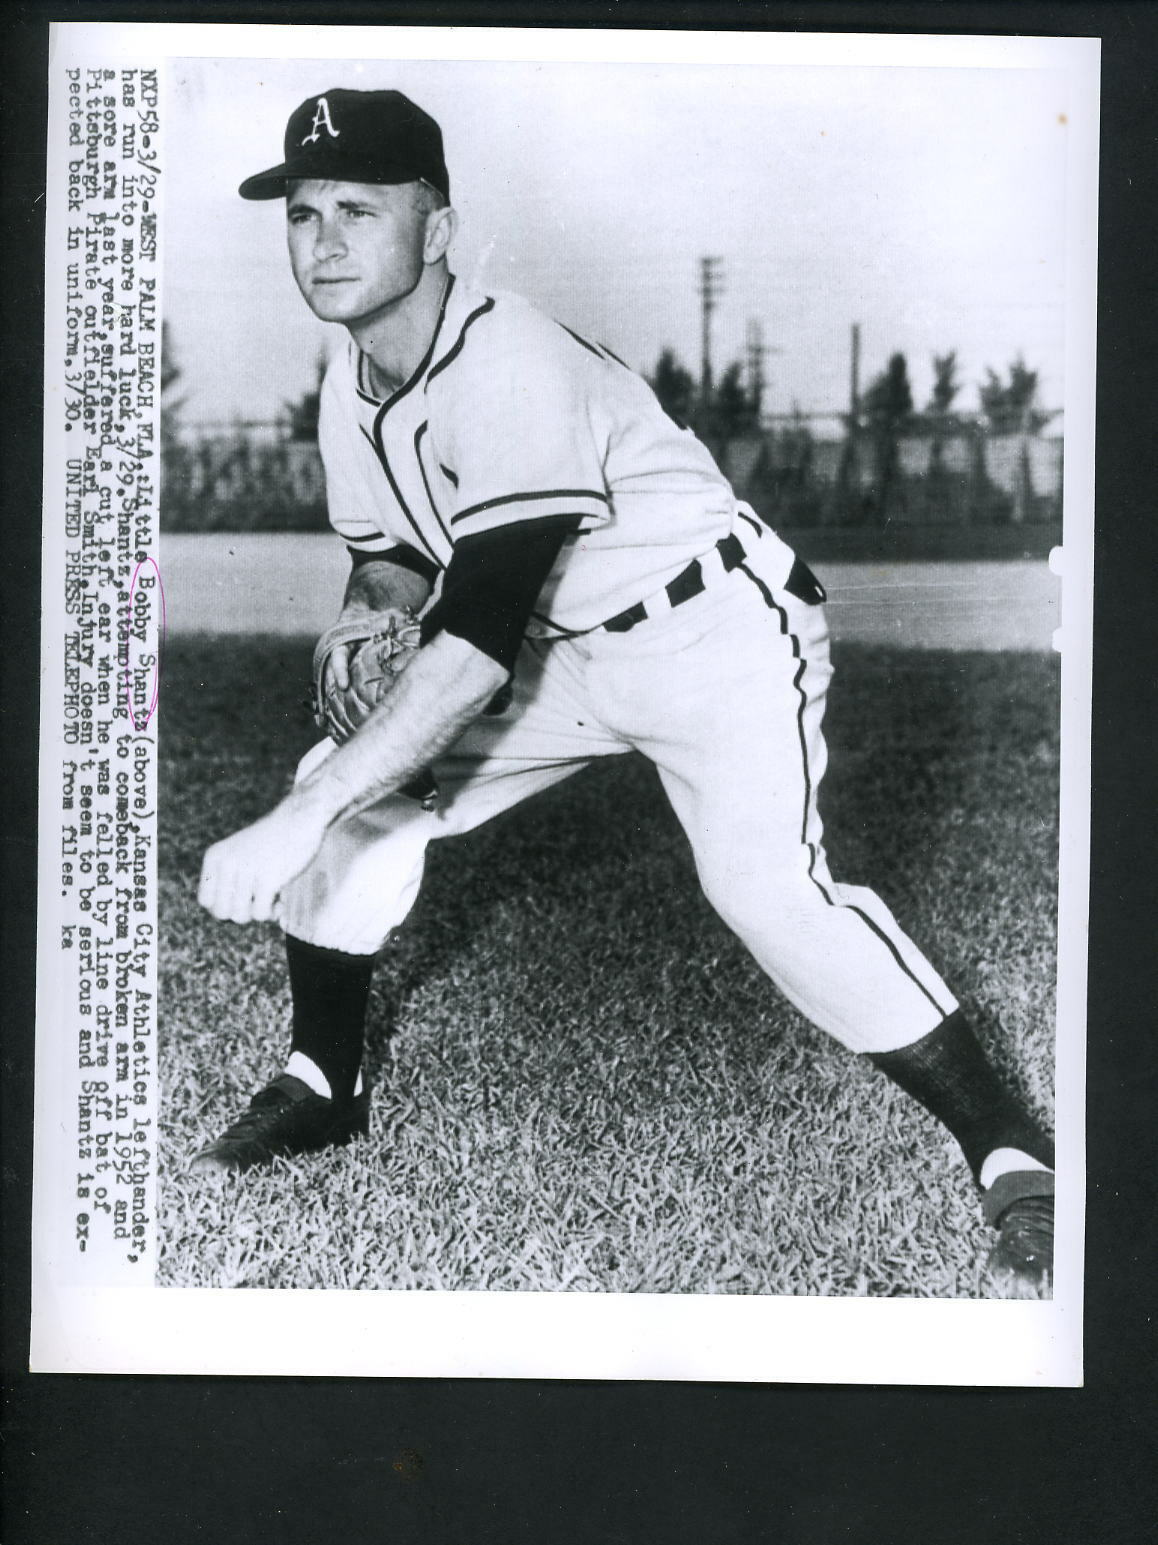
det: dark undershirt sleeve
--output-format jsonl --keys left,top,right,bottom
{"left": 420, "top": 515, "right": 581, "bottom": 674}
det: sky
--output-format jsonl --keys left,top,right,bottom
{"left": 164, "top": 51, "right": 1074, "bottom": 428}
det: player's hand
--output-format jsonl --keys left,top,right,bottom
{"left": 321, "top": 642, "right": 362, "bottom": 742}
{"left": 197, "top": 800, "right": 328, "bottom": 925}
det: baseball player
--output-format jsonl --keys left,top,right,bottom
{"left": 194, "top": 88, "right": 1055, "bottom": 1287}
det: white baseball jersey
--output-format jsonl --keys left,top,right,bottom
{"left": 287, "top": 274, "right": 959, "bottom": 1057}
{"left": 319, "top": 275, "right": 796, "bottom": 631}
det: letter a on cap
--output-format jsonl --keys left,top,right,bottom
{"left": 301, "top": 96, "right": 341, "bottom": 145}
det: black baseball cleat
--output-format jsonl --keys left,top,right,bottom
{"left": 982, "top": 1170, "right": 1055, "bottom": 1288}
{"left": 189, "top": 1073, "right": 370, "bottom": 1176}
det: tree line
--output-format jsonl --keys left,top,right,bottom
{"left": 649, "top": 345, "right": 1054, "bottom": 444}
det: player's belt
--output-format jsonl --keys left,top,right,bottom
{"left": 600, "top": 536, "right": 825, "bottom": 633}
{"left": 601, "top": 534, "right": 747, "bottom": 632}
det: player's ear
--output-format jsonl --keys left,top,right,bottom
{"left": 423, "top": 203, "right": 457, "bottom": 266}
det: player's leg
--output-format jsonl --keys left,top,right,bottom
{"left": 266, "top": 684, "right": 614, "bottom": 1111}
{"left": 188, "top": 745, "right": 437, "bottom": 1173}
{"left": 190, "top": 641, "right": 625, "bottom": 1174}
{"left": 613, "top": 557, "right": 1054, "bottom": 1281}
{"left": 605, "top": 576, "right": 957, "bottom": 1045}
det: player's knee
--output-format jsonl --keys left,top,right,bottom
{"left": 697, "top": 862, "right": 827, "bottom": 938}
{"left": 279, "top": 863, "right": 422, "bottom": 953}
{"left": 277, "top": 811, "right": 431, "bottom": 952}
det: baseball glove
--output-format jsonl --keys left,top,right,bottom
{"left": 311, "top": 607, "right": 424, "bottom": 745}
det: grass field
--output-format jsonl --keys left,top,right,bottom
{"left": 157, "top": 639, "right": 1058, "bottom": 1297}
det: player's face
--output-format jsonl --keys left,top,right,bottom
{"left": 286, "top": 180, "right": 434, "bottom": 328}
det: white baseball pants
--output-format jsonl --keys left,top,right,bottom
{"left": 278, "top": 534, "right": 957, "bottom": 1055}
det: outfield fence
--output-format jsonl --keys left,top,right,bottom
{"left": 162, "top": 428, "right": 327, "bottom": 532}
{"left": 716, "top": 425, "right": 1062, "bottom": 529}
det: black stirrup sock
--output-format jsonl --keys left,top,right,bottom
{"left": 285, "top": 933, "right": 376, "bottom": 1104}
{"left": 868, "top": 1010, "right": 1054, "bottom": 1185}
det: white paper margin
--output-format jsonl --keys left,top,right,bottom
{"left": 33, "top": 21, "right": 1098, "bottom": 1385}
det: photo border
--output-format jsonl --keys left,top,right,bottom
{"left": 31, "top": 15, "right": 1096, "bottom": 1387}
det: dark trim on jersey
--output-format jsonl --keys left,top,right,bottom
{"left": 350, "top": 281, "right": 458, "bottom": 569}
{"left": 559, "top": 322, "right": 627, "bottom": 368}
{"left": 559, "top": 323, "right": 603, "bottom": 360}
{"left": 381, "top": 275, "right": 457, "bottom": 414}
{"left": 358, "top": 423, "right": 441, "bottom": 565}
{"left": 738, "top": 509, "right": 765, "bottom": 541}
{"left": 413, "top": 422, "right": 454, "bottom": 547}
{"left": 343, "top": 528, "right": 394, "bottom": 547}
{"left": 353, "top": 275, "right": 458, "bottom": 413}
{"left": 738, "top": 559, "right": 952, "bottom": 1020}
{"left": 426, "top": 296, "right": 497, "bottom": 386}
{"left": 440, "top": 463, "right": 459, "bottom": 487}
{"left": 354, "top": 349, "right": 377, "bottom": 406}
{"left": 450, "top": 487, "right": 609, "bottom": 526}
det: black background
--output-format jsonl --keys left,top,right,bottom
{"left": 3, "top": 5, "right": 1155, "bottom": 1541}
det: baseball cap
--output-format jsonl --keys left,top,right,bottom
{"left": 238, "top": 88, "right": 449, "bottom": 201}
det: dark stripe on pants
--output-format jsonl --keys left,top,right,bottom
{"left": 737, "top": 561, "right": 951, "bottom": 1020}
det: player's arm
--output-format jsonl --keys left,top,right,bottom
{"left": 198, "top": 519, "right": 576, "bottom": 924}
{"left": 339, "top": 544, "right": 435, "bottom": 618}
{"left": 299, "top": 628, "right": 505, "bottom": 818}
{"left": 308, "top": 514, "right": 581, "bottom": 794}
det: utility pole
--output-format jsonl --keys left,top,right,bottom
{"left": 745, "top": 319, "right": 765, "bottom": 418}
{"left": 746, "top": 319, "right": 782, "bottom": 424}
{"left": 849, "top": 322, "right": 861, "bottom": 422}
{"left": 699, "top": 256, "right": 725, "bottom": 400}
{"left": 838, "top": 322, "right": 863, "bottom": 514}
